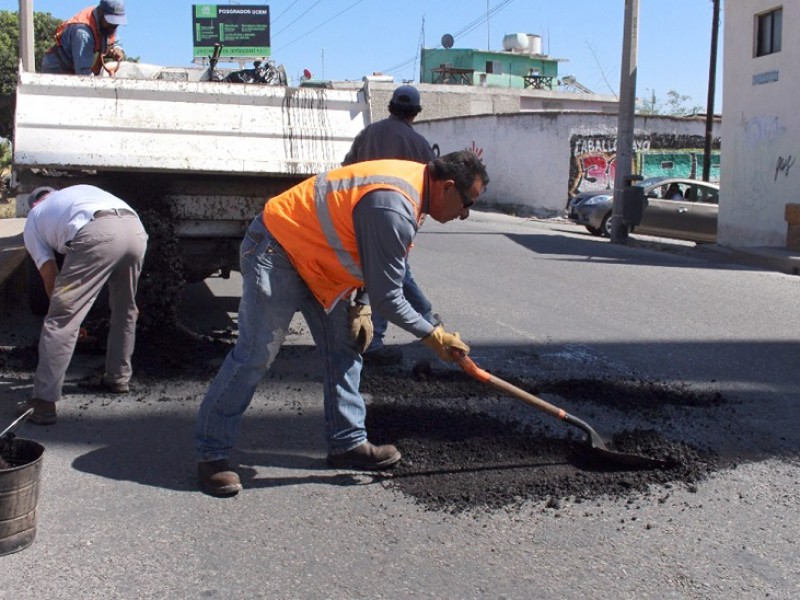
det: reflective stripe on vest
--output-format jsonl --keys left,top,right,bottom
{"left": 314, "top": 172, "right": 422, "bottom": 282}
{"left": 263, "top": 160, "right": 425, "bottom": 311}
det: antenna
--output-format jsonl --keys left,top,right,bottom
{"left": 441, "top": 33, "right": 454, "bottom": 49}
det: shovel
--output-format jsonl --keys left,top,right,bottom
{"left": 0, "top": 409, "right": 33, "bottom": 442}
{"left": 453, "top": 351, "right": 673, "bottom": 470}
{"left": 0, "top": 409, "right": 34, "bottom": 460}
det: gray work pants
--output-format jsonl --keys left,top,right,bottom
{"left": 33, "top": 211, "right": 148, "bottom": 402}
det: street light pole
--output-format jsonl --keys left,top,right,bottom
{"left": 611, "top": 0, "right": 639, "bottom": 244}
{"left": 702, "top": 0, "right": 721, "bottom": 182}
{"left": 19, "top": 0, "right": 35, "bottom": 73}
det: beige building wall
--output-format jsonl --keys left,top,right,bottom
{"left": 720, "top": 2, "right": 798, "bottom": 247}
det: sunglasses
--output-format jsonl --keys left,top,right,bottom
{"left": 458, "top": 188, "right": 477, "bottom": 209}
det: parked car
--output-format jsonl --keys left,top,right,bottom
{"left": 565, "top": 177, "right": 721, "bottom": 242}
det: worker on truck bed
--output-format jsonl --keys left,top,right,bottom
{"left": 196, "top": 151, "right": 489, "bottom": 496}
{"left": 18, "top": 184, "right": 148, "bottom": 426}
{"left": 41, "top": 0, "right": 127, "bottom": 76}
{"left": 343, "top": 84, "right": 439, "bottom": 367}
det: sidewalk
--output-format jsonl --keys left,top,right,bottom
{"left": 699, "top": 242, "right": 800, "bottom": 275}
{"left": 546, "top": 216, "right": 800, "bottom": 277}
{"left": 626, "top": 233, "right": 800, "bottom": 276}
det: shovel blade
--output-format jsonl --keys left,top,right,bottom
{"left": 589, "top": 444, "right": 676, "bottom": 470}
{"left": 573, "top": 415, "right": 677, "bottom": 470}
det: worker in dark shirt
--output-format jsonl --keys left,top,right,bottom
{"left": 343, "top": 85, "right": 438, "bottom": 365}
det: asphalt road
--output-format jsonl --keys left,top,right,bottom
{"left": 1, "top": 213, "right": 798, "bottom": 599}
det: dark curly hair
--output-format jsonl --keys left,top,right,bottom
{"left": 428, "top": 150, "right": 489, "bottom": 197}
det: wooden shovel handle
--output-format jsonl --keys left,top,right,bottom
{"left": 101, "top": 54, "right": 120, "bottom": 77}
{"left": 452, "top": 350, "right": 567, "bottom": 421}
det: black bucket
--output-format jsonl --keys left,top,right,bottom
{"left": 0, "top": 438, "right": 44, "bottom": 555}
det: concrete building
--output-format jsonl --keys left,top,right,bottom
{"left": 720, "top": 2, "right": 797, "bottom": 248}
{"left": 420, "top": 34, "right": 560, "bottom": 90}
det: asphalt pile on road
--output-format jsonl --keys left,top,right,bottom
{"left": 362, "top": 368, "right": 723, "bottom": 513}
{"left": 0, "top": 329, "right": 724, "bottom": 513}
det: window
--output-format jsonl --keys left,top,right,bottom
{"left": 485, "top": 61, "right": 502, "bottom": 74}
{"left": 755, "top": 7, "right": 782, "bottom": 57}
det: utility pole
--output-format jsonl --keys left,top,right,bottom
{"left": 702, "top": 0, "right": 721, "bottom": 182}
{"left": 611, "top": 0, "right": 639, "bottom": 244}
{"left": 19, "top": 0, "right": 35, "bottom": 73}
{"left": 486, "top": 0, "right": 490, "bottom": 50}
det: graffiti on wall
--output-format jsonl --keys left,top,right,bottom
{"left": 775, "top": 155, "right": 795, "bottom": 181}
{"left": 467, "top": 140, "right": 484, "bottom": 159}
{"left": 431, "top": 140, "right": 485, "bottom": 162}
{"left": 569, "top": 134, "right": 721, "bottom": 197}
{"left": 744, "top": 115, "right": 785, "bottom": 146}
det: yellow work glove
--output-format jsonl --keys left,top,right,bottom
{"left": 348, "top": 303, "right": 373, "bottom": 354}
{"left": 421, "top": 325, "right": 470, "bottom": 362}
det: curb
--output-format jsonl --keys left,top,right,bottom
{"left": 0, "top": 219, "right": 27, "bottom": 312}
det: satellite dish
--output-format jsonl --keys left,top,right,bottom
{"left": 441, "top": 33, "right": 454, "bottom": 49}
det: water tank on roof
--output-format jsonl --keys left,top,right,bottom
{"left": 502, "top": 33, "right": 529, "bottom": 52}
{"left": 527, "top": 34, "right": 542, "bottom": 55}
{"left": 502, "top": 33, "right": 542, "bottom": 55}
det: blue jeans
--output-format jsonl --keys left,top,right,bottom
{"left": 367, "top": 262, "right": 434, "bottom": 352}
{"left": 195, "top": 217, "right": 367, "bottom": 461}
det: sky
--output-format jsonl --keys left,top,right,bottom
{"left": 4, "top": 0, "right": 724, "bottom": 112}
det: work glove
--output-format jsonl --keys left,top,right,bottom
{"left": 348, "top": 302, "right": 373, "bottom": 354}
{"left": 421, "top": 325, "right": 470, "bottom": 362}
{"left": 105, "top": 45, "right": 125, "bottom": 62}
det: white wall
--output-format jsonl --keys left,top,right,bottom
{"left": 416, "top": 113, "right": 718, "bottom": 217}
{"left": 720, "top": 2, "right": 798, "bottom": 247}
{"left": 417, "top": 113, "right": 571, "bottom": 215}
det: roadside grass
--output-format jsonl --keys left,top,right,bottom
{"left": 0, "top": 200, "right": 14, "bottom": 219}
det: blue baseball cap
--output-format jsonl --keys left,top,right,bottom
{"left": 98, "top": 0, "right": 127, "bottom": 25}
{"left": 390, "top": 85, "right": 422, "bottom": 110}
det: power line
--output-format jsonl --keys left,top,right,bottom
{"left": 452, "top": 0, "right": 517, "bottom": 41}
{"left": 272, "top": 0, "right": 324, "bottom": 38}
{"left": 276, "top": 0, "right": 367, "bottom": 51}
{"left": 381, "top": 0, "right": 518, "bottom": 76}
{"left": 272, "top": 1, "right": 300, "bottom": 24}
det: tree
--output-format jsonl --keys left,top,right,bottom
{"left": 636, "top": 89, "right": 703, "bottom": 117}
{"left": 0, "top": 10, "right": 61, "bottom": 141}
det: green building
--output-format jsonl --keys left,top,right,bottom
{"left": 420, "top": 34, "right": 561, "bottom": 90}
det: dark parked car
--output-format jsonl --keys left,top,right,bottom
{"left": 565, "top": 177, "right": 721, "bottom": 242}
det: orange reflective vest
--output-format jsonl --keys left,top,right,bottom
{"left": 263, "top": 160, "right": 426, "bottom": 311}
{"left": 50, "top": 6, "right": 116, "bottom": 75}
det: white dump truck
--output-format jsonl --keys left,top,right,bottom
{"left": 13, "top": 68, "right": 371, "bottom": 282}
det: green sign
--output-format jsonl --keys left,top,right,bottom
{"left": 192, "top": 4, "right": 270, "bottom": 58}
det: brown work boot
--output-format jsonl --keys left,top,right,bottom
{"left": 16, "top": 398, "right": 57, "bottom": 426}
{"left": 327, "top": 441, "right": 401, "bottom": 471}
{"left": 100, "top": 375, "right": 130, "bottom": 394}
{"left": 197, "top": 459, "right": 242, "bottom": 496}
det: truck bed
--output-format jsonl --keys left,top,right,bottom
{"left": 13, "top": 71, "right": 368, "bottom": 177}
